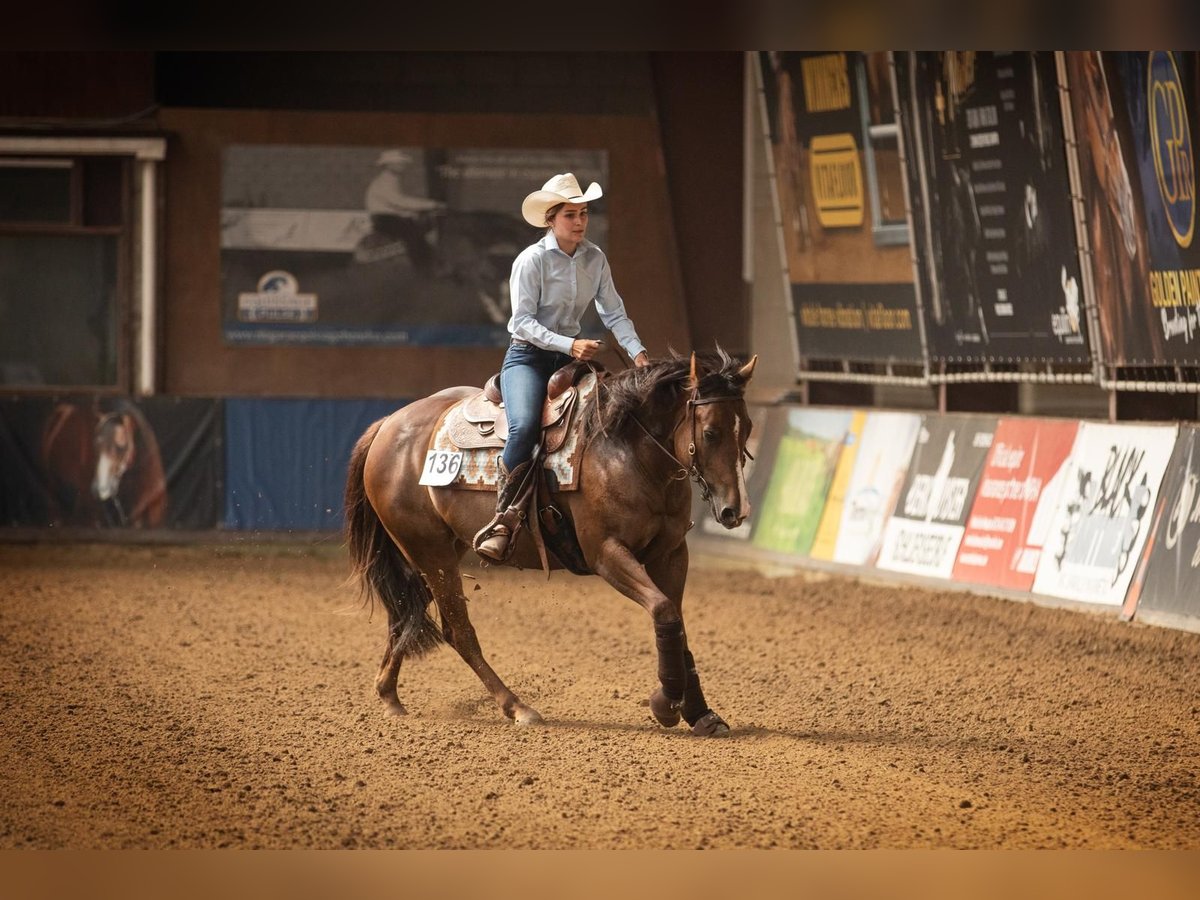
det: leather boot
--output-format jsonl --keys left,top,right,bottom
{"left": 474, "top": 459, "right": 534, "bottom": 562}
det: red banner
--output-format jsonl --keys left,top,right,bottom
{"left": 951, "top": 418, "right": 1079, "bottom": 590}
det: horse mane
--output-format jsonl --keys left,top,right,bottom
{"left": 583, "top": 347, "right": 748, "bottom": 443}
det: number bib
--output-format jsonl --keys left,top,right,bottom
{"left": 418, "top": 450, "right": 464, "bottom": 486}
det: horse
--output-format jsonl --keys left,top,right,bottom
{"left": 38, "top": 399, "right": 167, "bottom": 528}
{"left": 344, "top": 350, "right": 758, "bottom": 736}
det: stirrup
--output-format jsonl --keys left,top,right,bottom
{"left": 474, "top": 522, "right": 512, "bottom": 561}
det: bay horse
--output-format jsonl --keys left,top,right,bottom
{"left": 344, "top": 350, "right": 757, "bottom": 736}
{"left": 39, "top": 399, "right": 167, "bottom": 528}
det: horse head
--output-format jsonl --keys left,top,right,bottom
{"left": 683, "top": 351, "right": 758, "bottom": 529}
{"left": 93, "top": 412, "right": 137, "bottom": 502}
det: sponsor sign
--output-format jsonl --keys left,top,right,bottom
{"left": 896, "top": 52, "right": 1088, "bottom": 362}
{"left": 1125, "top": 425, "right": 1200, "bottom": 623}
{"left": 792, "top": 282, "right": 924, "bottom": 363}
{"left": 876, "top": 415, "right": 997, "bottom": 578}
{"left": 1031, "top": 422, "right": 1178, "bottom": 605}
{"left": 237, "top": 270, "right": 318, "bottom": 322}
{"left": 752, "top": 408, "right": 854, "bottom": 557}
{"left": 809, "top": 133, "right": 864, "bottom": 228}
{"left": 1064, "top": 52, "right": 1200, "bottom": 364}
{"left": 817, "top": 411, "right": 923, "bottom": 566}
{"left": 809, "top": 410, "right": 867, "bottom": 559}
{"left": 951, "top": 418, "right": 1080, "bottom": 590}
{"left": 760, "top": 51, "right": 924, "bottom": 365}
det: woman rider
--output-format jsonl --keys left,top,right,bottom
{"left": 474, "top": 173, "right": 650, "bottom": 561}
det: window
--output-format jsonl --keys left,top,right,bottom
{"left": 0, "top": 155, "right": 128, "bottom": 388}
{"left": 857, "top": 52, "right": 910, "bottom": 246}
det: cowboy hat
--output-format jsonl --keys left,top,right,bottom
{"left": 521, "top": 173, "right": 603, "bottom": 227}
{"left": 376, "top": 149, "right": 413, "bottom": 167}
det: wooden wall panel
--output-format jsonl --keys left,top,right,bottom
{"left": 652, "top": 52, "right": 748, "bottom": 356}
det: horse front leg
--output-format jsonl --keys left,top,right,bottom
{"left": 593, "top": 540, "right": 728, "bottom": 737}
{"left": 644, "top": 545, "right": 729, "bottom": 737}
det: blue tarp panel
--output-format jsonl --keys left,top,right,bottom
{"left": 224, "top": 398, "right": 405, "bottom": 531}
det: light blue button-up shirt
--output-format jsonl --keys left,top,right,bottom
{"left": 508, "top": 233, "right": 647, "bottom": 360}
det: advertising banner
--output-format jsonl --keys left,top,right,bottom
{"left": 1126, "top": 426, "right": 1200, "bottom": 623}
{"left": 692, "top": 403, "right": 776, "bottom": 543}
{"left": 1031, "top": 422, "right": 1178, "bottom": 605}
{"left": 790, "top": 283, "right": 925, "bottom": 363}
{"left": 951, "top": 418, "right": 1080, "bottom": 590}
{"left": 759, "top": 52, "right": 924, "bottom": 364}
{"left": 1064, "top": 52, "right": 1200, "bottom": 365}
{"left": 811, "top": 410, "right": 923, "bottom": 566}
{"left": 808, "top": 410, "right": 867, "bottom": 559}
{"left": 895, "top": 52, "right": 1089, "bottom": 362}
{"left": 0, "top": 395, "right": 221, "bottom": 530}
{"left": 876, "top": 414, "right": 998, "bottom": 578}
{"left": 751, "top": 408, "right": 854, "bottom": 557}
{"left": 221, "top": 146, "right": 608, "bottom": 347}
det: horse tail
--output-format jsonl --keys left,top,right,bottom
{"left": 344, "top": 417, "right": 444, "bottom": 657}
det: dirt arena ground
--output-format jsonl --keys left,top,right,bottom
{"left": 1, "top": 541, "right": 1198, "bottom": 849}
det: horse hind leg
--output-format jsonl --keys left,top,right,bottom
{"left": 428, "top": 562, "right": 543, "bottom": 726}
{"left": 375, "top": 618, "right": 408, "bottom": 716}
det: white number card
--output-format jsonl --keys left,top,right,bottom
{"left": 418, "top": 450, "right": 464, "bottom": 486}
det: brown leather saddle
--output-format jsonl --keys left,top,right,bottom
{"left": 443, "top": 360, "right": 601, "bottom": 453}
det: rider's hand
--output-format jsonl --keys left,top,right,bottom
{"left": 633, "top": 352, "right": 650, "bottom": 368}
{"left": 571, "top": 339, "right": 604, "bottom": 362}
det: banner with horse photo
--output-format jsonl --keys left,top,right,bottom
{"left": 1124, "top": 425, "right": 1200, "bottom": 627}
{"left": 875, "top": 414, "right": 998, "bottom": 579}
{"left": 950, "top": 417, "right": 1080, "bottom": 591}
{"left": 0, "top": 395, "right": 221, "bottom": 530}
{"left": 220, "top": 146, "right": 608, "bottom": 347}
{"left": 1031, "top": 422, "right": 1178, "bottom": 606}
{"left": 894, "top": 52, "right": 1088, "bottom": 362}
{"left": 1064, "top": 52, "right": 1200, "bottom": 365}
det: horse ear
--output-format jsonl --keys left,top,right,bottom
{"left": 688, "top": 352, "right": 699, "bottom": 390}
{"left": 737, "top": 355, "right": 758, "bottom": 382}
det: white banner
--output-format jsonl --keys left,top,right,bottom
{"left": 1032, "top": 422, "right": 1178, "bottom": 605}
{"left": 827, "top": 411, "right": 922, "bottom": 566}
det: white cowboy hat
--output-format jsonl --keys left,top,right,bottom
{"left": 521, "top": 173, "right": 603, "bottom": 227}
{"left": 376, "top": 149, "right": 413, "bottom": 167}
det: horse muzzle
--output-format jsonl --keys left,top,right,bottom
{"left": 716, "top": 503, "right": 749, "bottom": 529}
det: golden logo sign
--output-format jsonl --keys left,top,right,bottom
{"left": 1149, "top": 51, "right": 1195, "bottom": 248}
{"left": 809, "top": 133, "right": 864, "bottom": 228}
{"left": 801, "top": 53, "right": 851, "bottom": 113}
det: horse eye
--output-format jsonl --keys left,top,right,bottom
{"left": 703, "top": 427, "right": 719, "bottom": 441}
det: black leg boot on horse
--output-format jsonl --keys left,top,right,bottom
{"left": 473, "top": 457, "right": 537, "bottom": 562}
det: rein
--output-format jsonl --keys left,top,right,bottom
{"left": 631, "top": 386, "right": 753, "bottom": 503}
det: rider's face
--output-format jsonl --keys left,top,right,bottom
{"left": 550, "top": 202, "right": 588, "bottom": 254}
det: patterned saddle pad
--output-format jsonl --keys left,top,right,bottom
{"left": 428, "top": 372, "right": 599, "bottom": 492}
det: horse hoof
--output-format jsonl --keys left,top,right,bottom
{"left": 690, "top": 711, "right": 730, "bottom": 737}
{"left": 513, "top": 707, "right": 544, "bottom": 727}
{"left": 649, "top": 688, "right": 682, "bottom": 728}
{"left": 381, "top": 698, "right": 408, "bottom": 717}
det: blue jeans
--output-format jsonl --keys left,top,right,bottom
{"left": 499, "top": 341, "right": 572, "bottom": 470}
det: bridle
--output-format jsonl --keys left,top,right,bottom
{"left": 632, "top": 384, "right": 753, "bottom": 503}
